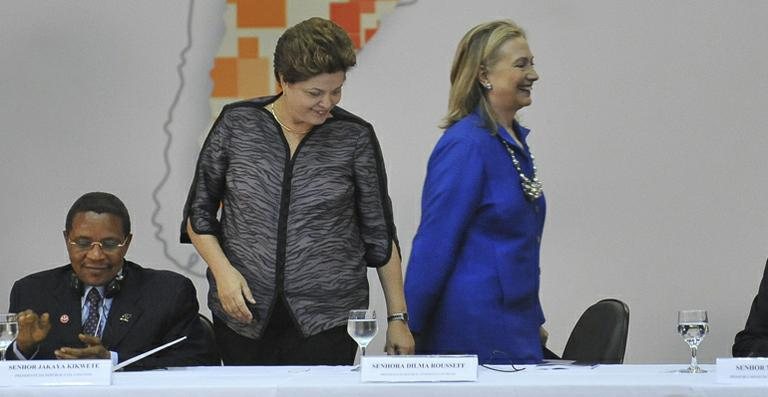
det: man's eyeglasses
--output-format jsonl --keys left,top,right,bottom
{"left": 68, "top": 237, "right": 129, "bottom": 253}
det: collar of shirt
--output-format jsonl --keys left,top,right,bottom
{"left": 497, "top": 120, "right": 531, "bottom": 147}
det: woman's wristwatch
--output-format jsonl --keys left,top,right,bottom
{"left": 387, "top": 312, "right": 408, "bottom": 322}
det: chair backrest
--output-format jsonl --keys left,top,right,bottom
{"left": 197, "top": 313, "right": 221, "bottom": 365}
{"left": 562, "top": 298, "right": 629, "bottom": 364}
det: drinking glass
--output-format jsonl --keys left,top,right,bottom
{"left": 677, "top": 309, "right": 709, "bottom": 373}
{"left": 0, "top": 313, "right": 19, "bottom": 361}
{"left": 347, "top": 309, "right": 377, "bottom": 361}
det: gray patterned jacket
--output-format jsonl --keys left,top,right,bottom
{"left": 181, "top": 95, "right": 399, "bottom": 338}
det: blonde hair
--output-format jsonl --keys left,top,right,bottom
{"left": 442, "top": 20, "right": 527, "bottom": 133}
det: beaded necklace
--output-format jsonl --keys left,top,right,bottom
{"left": 496, "top": 134, "right": 543, "bottom": 201}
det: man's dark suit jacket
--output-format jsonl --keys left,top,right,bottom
{"left": 7, "top": 261, "right": 220, "bottom": 369}
{"left": 734, "top": 258, "right": 768, "bottom": 357}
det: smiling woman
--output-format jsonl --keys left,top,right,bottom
{"left": 269, "top": 71, "right": 346, "bottom": 155}
{"left": 480, "top": 37, "right": 539, "bottom": 135}
{"left": 181, "top": 17, "right": 414, "bottom": 366}
{"left": 404, "top": 20, "right": 549, "bottom": 364}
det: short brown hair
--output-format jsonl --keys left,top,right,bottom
{"left": 273, "top": 17, "right": 357, "bottom": 84}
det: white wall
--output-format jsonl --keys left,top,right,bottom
{"left": 1, "top": 0, "right": 767, "bottom": 364}
{"left": 0, "top": 0, "right": 224, "bottom": 339}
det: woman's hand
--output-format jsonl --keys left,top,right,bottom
{"left": 385, "top": 320, "right": 415, "bottom": 355}
{"left": 213, "top": 265, "right": 256, "bottom": 323}
{"left": 187, "top": 220, "right": 256, "bottom": 323}
{"left": 376, "top": 242, "right": 414, "bottom": 355}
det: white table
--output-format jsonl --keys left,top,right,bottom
{"left": 1, "top": 364, "right": 766, "bottom": 396}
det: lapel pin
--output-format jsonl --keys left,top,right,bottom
{"left": 119, "top": 313, "right": 132, "bottom": 323}
{"left": 59, "top": 314, "right": 70, "bottom": 324}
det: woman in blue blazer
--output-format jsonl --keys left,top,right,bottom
{"left": 405, "top": 20, "right": 547, "bottom": 364}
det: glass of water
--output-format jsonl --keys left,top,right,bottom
{"left": 0, "top": 313, "right": 19, "bottom": 360}
{"left": 347, "top": 309, "right": 377, "bottom": 360}
{"left": 677, "top": 309, "right": 709, "bottom": 373}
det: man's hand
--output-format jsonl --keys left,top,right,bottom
{"left": 54, "top": 334, "right": 110, "bottom": 360}
{"left": 15, "top": 309, "right": 52, "bottom": 355}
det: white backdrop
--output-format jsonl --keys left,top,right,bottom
{"left": 1, "top": 0, "right": 766, "bottom": 364}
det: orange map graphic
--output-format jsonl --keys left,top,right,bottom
{"left": 210, "top": 0, "right": 399, "bottom": 118}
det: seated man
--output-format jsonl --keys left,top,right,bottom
{"left": 733, "top": 258, "right": 768, "bottom": 357}
{"left": 7, "top": 192, "right": 219, "bottom": 369}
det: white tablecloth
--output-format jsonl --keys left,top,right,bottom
{"left": 1, "top": 364, "right": 766, "bottom": 397}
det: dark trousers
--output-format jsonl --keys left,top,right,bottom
{"left": 213, "top": 298, "right": 357, "bottom": 365}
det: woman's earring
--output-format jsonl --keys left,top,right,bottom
{"left": 482, "top": 82, "right": 493, "bottom": 90}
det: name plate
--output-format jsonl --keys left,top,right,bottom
{"left": 361, "top": 355, "right": 477, "bottom": 382}
{"left": 716, "top": 358, "right": 768, "bottom": 383}
{"left": 0, "top": 360, "right": 112, "bottom": 386}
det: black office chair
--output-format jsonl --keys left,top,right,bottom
{"left": 197, "top": 313, "right": 221, "bottom": 365}
{"left": 198, "top": 313, "right": 216, "bottom": 340}
{"left": 561, "top": 298, "right": 629, "bottom": 364}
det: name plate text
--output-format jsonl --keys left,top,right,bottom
{"left": 0, "top": 359, "right": 112, "bottom": 386}
{"left": 361, "top": 355, "right": 477, "bottom": 382}
{"left": 717, "top": 357, "right": 768, "bottom": 383}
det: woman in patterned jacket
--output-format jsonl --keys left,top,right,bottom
{"left": 181, "top": 17, "right": 413, "bottom": 365}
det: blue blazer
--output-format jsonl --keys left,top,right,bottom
{"left": 405, "top": 112, "right": 546, "bottom": 364}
